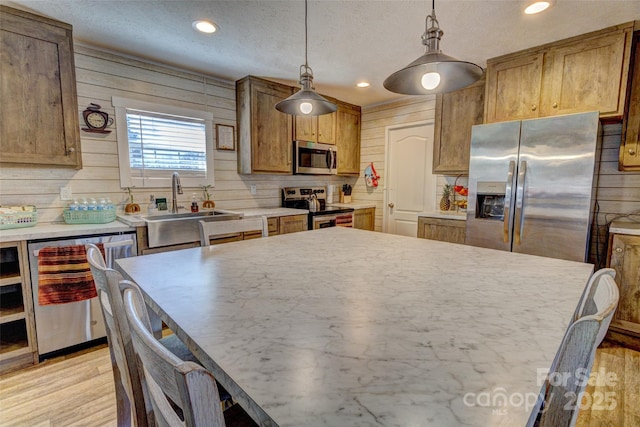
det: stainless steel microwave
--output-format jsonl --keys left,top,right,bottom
{"left": 293, "top": 141, "right": 337, "bottom": 175}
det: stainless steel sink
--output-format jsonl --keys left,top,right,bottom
{"left": 142, "top": 210, "right": 242, "bottom": 248}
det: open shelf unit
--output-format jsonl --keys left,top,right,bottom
{"left": 0, "top": 241, "right": 37, "bottom": 372}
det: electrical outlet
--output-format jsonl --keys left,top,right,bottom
{"left": 60, "top": 185, "right": 73, "bottom": 201}
{"left": 250, "top": 185, "right": 257, "bottom": 195}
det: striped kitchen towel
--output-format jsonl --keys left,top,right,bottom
{"left": 38, "top": 244, "right": 105, "bottom": 305}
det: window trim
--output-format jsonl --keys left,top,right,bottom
{"left": 112, "top": 96, "right": 215, "bottom": 189}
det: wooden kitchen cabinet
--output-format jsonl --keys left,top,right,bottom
{"left": 607, "top": 230, "right": 640, "bottom": 350}
{"left": 0, "top": 241, "right": 37, "bottom": 373}
{"left": 485, "top": 22, "right": 634, "bottom": 123}
{"left": 0, "top": 6, "right": 82, "bottom": 168}
{"left": 236, "top": 76, "right": 293, "bottom": 174}
{"left": 279, "top": 214, "right": 308, "bottom": 234}
{"left": 620, "top": 29, "right": 640, "bottom": 171}
{"left": 336, "top": 101, "right": 362, "bottom": 176}
{"left": 353, "top": 207, "right": 375, "bottom": 231}
{"left": 433, "top": 78, "right": 485, "bottom": 174}
{"left": 295, "top": 108, "right": 336, "bottom": 145}
{"left": 417, "top": 217, "right": 466, "bottom": 244}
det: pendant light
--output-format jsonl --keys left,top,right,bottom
{"left": 383, "top": 0, "right": 483, "bottom": 95}
{"left": 275, "top": 0, "right": 336, "bottom": 116}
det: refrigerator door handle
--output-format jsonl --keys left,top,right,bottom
{"left": 514, "top": 161, "right": 527, "bottom": 245}
{"left": 503, "top": 160, "right": 516, "bottom": 243}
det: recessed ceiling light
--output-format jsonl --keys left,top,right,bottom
{"left": 192, "top": 20, "right": 218, "bottom": 34}
{"left": 357, "top": 82, "right": 370, "bottom": 88}
{"left": 524, "top": 1, "right": 554, "bottom": 14}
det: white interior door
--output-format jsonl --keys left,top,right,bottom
{"left": 384, "top": 122, "right": 435, "bottom": 236}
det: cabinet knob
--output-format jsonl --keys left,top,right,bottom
{"left": 629, "top": 149, "right": 636, "bottom": 155}
{"left": 531, "top": 105, "right": 537, "bottom": 111}
{"left": 67, "top": 147, "right": 75, "bottom": 154}
{"left": 615, "top": 247, "right": 623, "bottom": 253}
{"left": 552, "top": 102, "right": 558, "bottom": 109}
{"left": 388, "top": 203, "right": 394, "bottom": 208}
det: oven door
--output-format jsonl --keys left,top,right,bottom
{"left": 294, "top": 141, "right": 337, "bottom": 175}
{"left": 312, "top": 212, "right": 353, "bottom": 230}
{"left": 312, "top": 215, "right": 337, "bottom": 229}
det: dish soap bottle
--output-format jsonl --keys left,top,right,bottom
{"left": 191, "top": 193, "right": 199, "bottom": 213}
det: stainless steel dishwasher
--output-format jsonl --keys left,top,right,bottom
{"left": 27, "top": 232, "right": 137, "bottom": 357}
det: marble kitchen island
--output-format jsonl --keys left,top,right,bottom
{"left": 116, "top": 227, "right": 594, "bottom": 427}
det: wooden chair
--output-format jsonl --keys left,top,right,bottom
{"left": 199, "top": 216, "right": 269, "bottom": 246}
{"left": 86, "top": 244, "right": 206, "bottom": 426}
{"left": 529, "top": 274, "right": 619, "bottom": 427}
{"left": 122, "top": 284, "right": 227, "bottom": 426}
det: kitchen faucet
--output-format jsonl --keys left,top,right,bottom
{"left": 171, "top": 171, "right": 183, "bottom": 213}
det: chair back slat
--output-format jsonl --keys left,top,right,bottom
{"left": 536, "top": 275, "right": 619, "bottom": 427}
{"left": 123, "top": 287, "right": 225, "bottom": 427}
{"left": 199, "top": 216, "right": 269, "bottom": 246}
{"left": 86, "top": 244, "right": 151, "bottom": 427}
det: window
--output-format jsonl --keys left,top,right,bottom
{"left": 112, "top": 96, "right": 215, "bottom": 188}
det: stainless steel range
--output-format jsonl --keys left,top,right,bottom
{"left": 282, "top": 187, "right": 354, "bottom": 229}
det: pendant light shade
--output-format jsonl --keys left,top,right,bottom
{"left": 384, "top": 1, "right": 483, "bottom": 95}
{"left": 275, "top": 0, "right": 336, "bottom": 116}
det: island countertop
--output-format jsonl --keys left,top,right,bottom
{"left": 116, "top": 227, "right": 593, "bottom": 427}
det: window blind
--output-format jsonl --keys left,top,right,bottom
{"left": 125, "top": 109, "right": 206, "bottom": 178}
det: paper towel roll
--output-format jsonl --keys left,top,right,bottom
{"left": 327, "top": 184, "right": 334, "bottom": 203}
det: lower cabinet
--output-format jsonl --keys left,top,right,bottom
{"left": 0, "top": 241, "right": 37, "bottom": 373}
{"left": 279, "top": 214, "right": 308, "bottom": 234}
{"left": 353, "top": 207, "right": 375, "bottom": 231}
{"left": 417, "top": 217, "right": 466, "bottom": 244}
{"left": 607, "top": 231, "right": 640, "bottom": 350}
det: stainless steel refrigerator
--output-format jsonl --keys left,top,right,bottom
{"left": 465, "top": 111, "right": 601, "bottom": 262}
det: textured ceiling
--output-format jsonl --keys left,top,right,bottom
{"left": 3, "top": 0, "right": 640, "bottom": 107}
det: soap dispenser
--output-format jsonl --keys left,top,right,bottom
{"left": 148, "top": 195, "right": 158, "bottom": 216}
{"left": 191, "top": 193, "right": 199, "bottom": 213}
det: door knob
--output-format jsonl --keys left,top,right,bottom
{"left": 388, "top": 203, "right": 394, "bottom": 208}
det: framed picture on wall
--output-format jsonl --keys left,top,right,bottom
{"left": 216, "top": 124, "right": 235, "bottom": 151}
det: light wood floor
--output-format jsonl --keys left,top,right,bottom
{"left": 0, "top": 341, "right": 638, "bottom": 426}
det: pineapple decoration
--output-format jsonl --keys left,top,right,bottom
{"left": 440, "top": 184, "right": 452, "bottom": 211}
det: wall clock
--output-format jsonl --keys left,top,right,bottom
{"left": 82, "top": 103, "right": 112, "bottom": 133}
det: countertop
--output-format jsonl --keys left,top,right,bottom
{"left": 609, "top": 221, "right": 640, "bottom": 236}
{"left": 0, "top": 221, "right": 135, "bottom": 243}
{"left": 117, "top": 227, "right": 593, "bottom": 427}
{"left": 224, "top": 207, "right": 309, "bottom": 218}
{"left": 327, "top": 202, "right": 377, "bottom": 210}
{"left": 418, "top": 210, "right": 468, "bottom": 220}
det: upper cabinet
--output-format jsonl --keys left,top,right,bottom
{"left": 295, "top": 107, "right": 336, "bottom": 145}
{"left": 485, "top": 22, "right": 634, "bottom": 123}
{"left": 336, "top": 101, "right": 361, "bottom": 175}
{"left": 433, "top": 77, "right": 485, "bottom": 174}
{"left": 620, "top": 28, "right": 640, "bottom": 171}
{"left": 0, "top": 6, "right": 82, "bottom": 168}
{"left": 236, "top": 76, "right": 293, "bottom": 174}
{"left": 236, "top": 76, "right": 361, "bottom": 175}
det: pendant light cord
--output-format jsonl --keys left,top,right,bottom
{"left": 304, "top": 0, "right": 308, "bottom": 68}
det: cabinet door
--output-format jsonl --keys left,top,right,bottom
{"left": 542, "top": 26, "right": 633, "bottom": 118}
{"left": 279, "top": 214, "right": 308, "bottom": 234}
{"left": 317, "top": 112, "right": 336, "bottom": 145}
{"left": 433, "top": 79, "right": 484, "bottom": 174}
{"left": 251, "top": 83, "right": 293, "bottom": 173}
{"left": 609, "top": 234, "right": 640, "bottom": 336}
{"left": 336, "top": 102, "right": 361, "bottom": 175}
{"left": 484, "top": 53, "right": 544, "bottom": 123}
{"left": 417, "top": 217, "right": 466, "bottom": 244}
{"left": 0, "top": 6, "right": 81, "bottom": 168}
{"left": 353, "top": 208, "right": 375, "bottom": 231}
{"left": 621, "top": 32, "right": 640, "bottom": 171}
{"left": 237, "top": 76, "right": 293, "bottom": 174}
{"left": 294, "top": 116, "right": 316, "bottom": 141}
